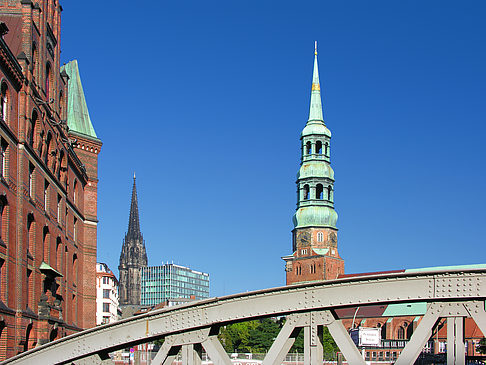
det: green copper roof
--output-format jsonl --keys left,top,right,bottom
{"left": 298, "top": 161, "right": 334, "bottom": 180}
{"left": 382, "top": 302, "right": 426, "bottom": 317}
{"left": 308, "top": 46, "right": 324, "bottom": 122}
{"left": 405, "top": 264, "right": 486, "bottom": 273}
{"left": 61, "top": 60, "right": 98, "bottom": 139}
{"left": 301, "top": 121, "right": 331, "bottom": 138}
{"left": 293, "top": 206, "right": 338, "bottom": 229}
{"left": 39, "top": 261, "right": 63, "bottom": 277}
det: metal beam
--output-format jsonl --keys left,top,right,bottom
{"left": 4, "top": 269, "right": 486, "bottom": 364}
{"left": 395, "top": 302, "right": 441, "bottom": 365}
{"left": 201, "top": 335, "right": 232, "bottom": 365}
{"left": 326, "top": 317, "right": 366, "bottom": 365}
{"left": 262, "top": 315, "right": 301, "bottom": 365}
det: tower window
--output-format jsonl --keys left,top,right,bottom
{"left": 303, "top": 184, "right": 309, "bottom": 200}
{"left": 327, "top": 186, "right": 332, "bottom": 200}
{"left": 306, "top": 141, "right": 312, "bottom": 155}
{"left": 317, "top": 232, "right": 323, "bottom": 242}
{"left": 325, "top": 142, "right": 329, "bottom": 156}
{"left": 316, "top": 141, "right": 322, "bottom": 154}
{"left": 316, "top": 184, "right": 323, "bottom": 199}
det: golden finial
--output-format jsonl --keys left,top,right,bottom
{"left": 314, "top": 41, "right": 317, "bottom": 56}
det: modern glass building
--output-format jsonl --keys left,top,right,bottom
{"left": 140, "top": 263, "right": 210, "bottom": 306}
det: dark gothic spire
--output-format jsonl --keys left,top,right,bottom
{"left": 127, "top": 173, "right": 142, "bottom": 239}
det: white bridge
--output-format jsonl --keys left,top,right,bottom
{"left": 4, "top": 267, "right": 486, "bottom": 365}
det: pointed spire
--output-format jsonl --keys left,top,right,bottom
{"left": 127, "top": 175, "right": 141, "bottom": 238}
{"left": 308, "top": 41, "right": 324, "bottom": 122}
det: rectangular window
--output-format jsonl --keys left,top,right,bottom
{"left": 103, "top": 289, "right": 110, "bottom": 299}
{"left": 102, "top": 316, "right": 110, "bottom": 324}
{"left": 103, "top": 302, "right": 110, "bottom": 313}
{"left": 103, "top": 277, "right": 109, "bottom": 285}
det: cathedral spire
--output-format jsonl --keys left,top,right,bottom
{"left": 308, "top": 41, "right": 324, "bottom": 122}
{"left": 127, "top": 174, "right": 141, "bottom": 238}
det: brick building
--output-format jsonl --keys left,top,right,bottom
{"left": 282, "top": 43, "right": 344, "bottom": 284}
{"left": 0, "top": 0, "right": 101, "bottom": 359}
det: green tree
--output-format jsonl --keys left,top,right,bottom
{"left": 218, "top": 320, "right": 259, "bottom": 352}
{"left": 248, "top": 318, "right": 281, "bottom": 352}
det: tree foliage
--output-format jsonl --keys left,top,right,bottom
{"left": 218, "top": 317, "right": 338, "bottom": 358}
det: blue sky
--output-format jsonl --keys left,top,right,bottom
{"left": 59, "top": 1, "right": 486, "bottom": 297}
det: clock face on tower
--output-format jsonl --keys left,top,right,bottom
{"left": 329, "top": 232, "right": 337, "bottom": 247}
{"left": 297, "top": 231, "right": 311, "bottom": 247}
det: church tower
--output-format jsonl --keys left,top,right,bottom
{"left": 118, "top": 175, "right": 148, "bottom": 305}
{"left": 284, "top": 43, "right": 344, "bottom": 285}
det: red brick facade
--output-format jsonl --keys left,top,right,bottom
{"left": 0, "top": 0, "right": 101, "bottom": 359}
{"left": 285, "top": 227, "right": 344, "bottom": 285}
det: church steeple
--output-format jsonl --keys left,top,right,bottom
{"left": 308, "top": 41, "right": 324, "bottom": 122}
{"left": 127, "top": 173, "right": 141, "bottom": 239}
{"left": 284, "top": 42, "right": 344, "bottom": 285}
{"left": 118, "top": 175, "right": 148, "bottom": 306}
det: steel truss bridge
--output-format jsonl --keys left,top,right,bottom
{"left": 4, "top": 267, "right": 486, "bottom": 365}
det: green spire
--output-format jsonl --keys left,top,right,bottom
{"left": 308, "top": 41, "right": 324, "bottom": 122}
{"left": 61, "top": 60, "right": 98, "bottom": 139}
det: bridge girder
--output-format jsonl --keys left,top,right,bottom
{"left": 3, "top": 268, "right": 486, "bottom": 364}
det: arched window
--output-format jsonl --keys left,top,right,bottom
{"left": 0, "top": 196, "right": 7, "bottom": 244}
{"left": 44, "top": 180, "right": 49, "bottom": 211}
{"left": 0, "top": 82, "right": 8, "bottom": 123}
{"left": 317, "top": 232, "right": 323, "bottom": 242}
{"left": 59, "top": 91, "right": 64, "bottom": 119}
{"left": 73, "top": 217, "right": 77, "bottom": 241}
{"left": 56, "top": 237, "right": 62, "bottom": 271}
{"left": 303, "top": 184, "right": 309, "bottom": 200}
{"left": 44, "top": 132, "right": 52, "bottom": 165}
{"left": 58, "top": 150, "right": 65, "bottom": 181}
{"left": 27, "top": 213, "right": 35, "bottom": 257}
{"left": 327, "top": 185, "right": 332, "bottom": 201}
{"left": 72, "top": 253, "right": 78, "bottom": 285}
{"left": 306, "top": 141, "right": 312, "bottom": 155}
{"left": 0, "top": 139, "right": 8, "bottom": 178}
{"left": 45, "top": 63, "right": 51, "bottom": 100}
{"left": 316, "top": 184, "right": 323, "bottom": 199}
{"left": 73, "top": 180, "right": 77, "bottom": 205}
{"left": 316, "top": 141, "right": 322, "bottom": 154}
{"left": 42, "top": 226, "right": 49, "bottom": 263}
{"left": 29, "top": 110, "right": 38, "bottom": 147}
{"left": 325, "top": 142, "right": 329, "bottom": 156}
{"left": 397, "top": 326, "right": 405, "bottom": 340}
{"left": 29, "top": 163, "right": 34, "bottom": 198}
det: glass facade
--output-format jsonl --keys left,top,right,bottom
{"left": 141, "top": 264, "right": 210, "bottom": 306}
